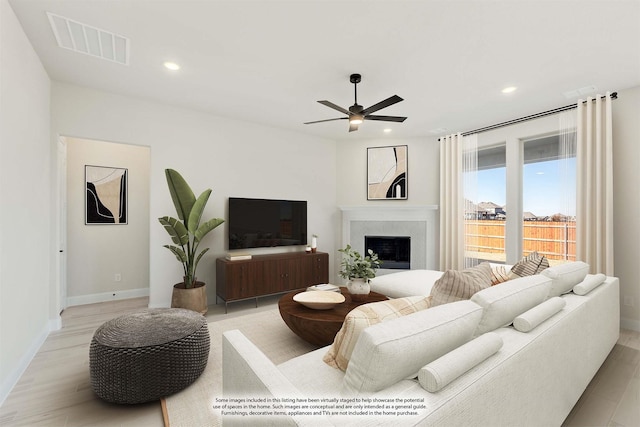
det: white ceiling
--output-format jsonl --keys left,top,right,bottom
{"left": 8, "top": 0, "right": 640, "bottom": 141}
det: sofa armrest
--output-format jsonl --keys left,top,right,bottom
{"left": 222, "top": 330, "right": 334, "bottom": 426}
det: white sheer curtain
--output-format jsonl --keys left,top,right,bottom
{"left": 576, "top": 92, "right": 614, "bottom": 274}
{"left": 439, "top": 133, "right": 477, "bottom": 271}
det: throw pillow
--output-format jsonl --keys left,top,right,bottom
{"left": 418, "top": 332, "right": 503, "bottom": 392}
{"left": 513, "top": 296, "right": 566, "bottom": 332}
{"left": 491, "top": 265, "right": 511, "bottom": 286}
{"left": 573, "top": 273, "right": 607, "bottom": 296}
{"left": 508, "top": 251, "right": 549, "bottom": 279}
{"left": 323, "top": 295, "right": 431, "bottom": 371}
{"left": 430, "top": 262, "right": 493, "bottom": 307}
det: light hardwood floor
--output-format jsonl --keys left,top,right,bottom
{"left": 0, "top": 297, "right": 638, "bottom": 427}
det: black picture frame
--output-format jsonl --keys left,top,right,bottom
{"left": 367, "top": 145, "right": 408, "bottom": 200}
{"left": 85, "top": 165, "right": 128, "bottom": 224}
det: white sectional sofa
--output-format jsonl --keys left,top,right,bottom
{"left": 222, "top": 264, "right": 620, "bottom": 426}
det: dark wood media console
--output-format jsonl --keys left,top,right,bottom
{"left": 216, "top": 251, "right": 329, "bottom": 312}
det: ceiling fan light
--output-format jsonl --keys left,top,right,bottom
{"left": 349, "top": 115, "right": 364, "bottom": 125}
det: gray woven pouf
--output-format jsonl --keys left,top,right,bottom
{"left": 89, "top": 308, "right": 210, "bottom": 404}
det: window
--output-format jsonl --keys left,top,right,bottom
{"left": 465, "top": 145, "right": 506, "bottom": 263}
{"left": 464, "top": 113, "right": 576, "bottom": 266}
{"left": 522, "top": 135, "right": 576, "bottom": 264}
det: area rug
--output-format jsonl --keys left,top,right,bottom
{"left": 164, "top": 308, "right": 318, "bottom": 427}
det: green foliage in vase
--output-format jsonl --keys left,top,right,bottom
{"left": 338, "top": 244, "right": 382, "bottom": 280}
{"left": 159, "top": 169, "right": 224, "bottom": 288}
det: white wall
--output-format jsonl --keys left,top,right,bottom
{"left": 50, "top": 82, "right": 338, "bottom": 308}
{"left": 0, "top": 0, "right": 52, "bottom": 404}
{"left": 612, "top": 85, "right": 640, "bottom": 331}
{"left": 336, "top": 137, "right": 440, "bottom": 207}
{"left": 335, "top": 137, "right": 441, "bottom": 269}
{"left": 65, "top": 137, "right": 150, "bottom": 305}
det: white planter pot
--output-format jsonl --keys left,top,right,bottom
{"left": 347, "top": 278, "right": 370, "bottom": 302}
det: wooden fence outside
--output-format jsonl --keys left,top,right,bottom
{"left": 465, "top": 220, "right": 576, "bottom": 261}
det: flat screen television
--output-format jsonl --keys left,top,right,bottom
{"left": 228, "top": 197, "right": 307, "bottom": 250}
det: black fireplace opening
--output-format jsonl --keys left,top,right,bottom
{"left": 364, "top": 236, "right": 410, "bottom": 270}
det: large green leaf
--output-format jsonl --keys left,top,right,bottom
{"left": 193, "top": 247, "right": 210, "bottom": 276}
{"left": 165, "top": 169, "right": 195, "bottom": 221}
{"left": 158, "top": 216, "right": 189, "bottom": 245}
{"left": 163, "top": 245, "right": 187, "bottom": 263}
{"left": 188, "top": 189, "right": 212, "bottom": 233}
{"left": 195, "top": 217, "right": 225, "bottom": 242}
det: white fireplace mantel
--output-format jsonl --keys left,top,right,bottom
{"left": 340, "top": 205, "right": 439, "bottom": 273}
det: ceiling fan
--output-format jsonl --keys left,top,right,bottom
{"left": 304, "top": 73, "right": 407, "bottom": 132}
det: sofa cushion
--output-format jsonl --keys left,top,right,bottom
{"left": 513, "top": 296, "right": 566, "bottom": 332}
{"left": 369, "top": 270, "right": 444, "bottom": 298}
{"left": 573, "top": 273, "right": 607, "bottom": 295}
{"left": 418, "top": 332, "right": 503, "bottom": 392}
{"left": 430, "top": 262, "right": 493, "bottom": 306}
{"left": 323, "top": 296, "right": 432, "bottom": 371}
{"left": 508, "top": 251, "right": 549, "bottom": 279}
{"left": 541, "top": 261, "right": 590, "bottom": 297}
{"left": 471, "top": 274, "right": 552, "bottom": 335}
{"left": 341, "top": 300, "right": 483, "bottom": 395}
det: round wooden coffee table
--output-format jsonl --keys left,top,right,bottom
{"left": 278, "top": 287, "right": 387, "bottom": 346}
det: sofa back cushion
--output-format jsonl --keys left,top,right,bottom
{"left": 541, "top": 261, "right": 590, "bottom": 297}
{"left": 341, "top": 300, "right": 483, "bottom": 395}
{"left": 323, "top": 296, "right": 432, "bottom": 371}
{"left": 471, "top": 274, "right": 552, "bottom": 336}
{"left": 430, "top": 262, "right": 493, "bottom": 306}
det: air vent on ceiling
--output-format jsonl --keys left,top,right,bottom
{"left": 47, "top": 12, "right": 130, "bottom": 66}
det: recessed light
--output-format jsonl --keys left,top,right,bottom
{"left": 383, "top": 128, "right": 392, "bottom": 133}
{"left": 163, "top": 61, "right": 181, "bottom": 71}
{"left": 502, "top": 86, "right": 517, "bottom": 94}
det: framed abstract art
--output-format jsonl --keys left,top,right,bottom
{"left": 85, "top": 165, "right": 128, "bottom": 224}
{"left": 367, "top": 145, "right": 408, "bottom": 200}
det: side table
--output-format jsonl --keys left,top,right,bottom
{"left": 278, "top": 287, "right": 387, "bottom": 346}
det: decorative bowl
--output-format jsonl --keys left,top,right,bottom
{"left": 293, "top": 291, "right": 345, "bottom": 310}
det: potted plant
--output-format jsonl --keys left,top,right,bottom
{"left": 338, "top": 244, "right": 382, "bottom": 301}
{"left": 158, "top": 169, "right": 224, "bottom": 314}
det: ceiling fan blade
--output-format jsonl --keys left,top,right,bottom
{"left": 348, "top": 122, "right": 359, "bottom": 132}
{"left": 361, "top": 95, "right": 403, "bottom": 116}
{"left": 364, "top": 115, "right": 407, "bottom": 122}
{"left": 318, "top": 100, "right": 351, "bottom": 116}
{"left": 304, "top": 117, "right": 348, "bottom": 124}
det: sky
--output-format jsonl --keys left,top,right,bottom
{"left": 473, "top": 158, "right": 576, "bottom": 217}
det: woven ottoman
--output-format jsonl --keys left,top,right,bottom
{"left": 89, "top": 308, "right": 209, "bottom": 404}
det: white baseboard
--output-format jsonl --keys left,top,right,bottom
{"left": 49, "top": 314, "right": 62, "bottom": 331}
{"left": 0, "top": 322, "right": 50, "bottom": 407}
{"left": 66, "top": 287, "right": 149, "bottom": 307}
{"left": 621, "top": 317, "right": 640, "bottom": 332}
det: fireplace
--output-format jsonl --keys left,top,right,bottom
{"left": 365, "top": 236, "right": 410, "bottom": 270}
{"left": 341, "top": 205, "right": 438, "bottom": 272}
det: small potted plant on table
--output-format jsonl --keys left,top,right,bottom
{"left": 338, "top": 244, "right": 382, "bottom": 301}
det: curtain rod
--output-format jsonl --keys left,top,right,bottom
{"left": 439, "top": 92, "right": 617, "bottom": 139}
